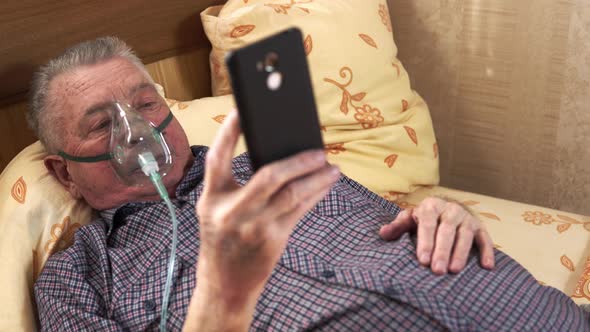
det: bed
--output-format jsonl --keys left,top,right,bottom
{"left": 0, "top": 0, "right": 589, "bottom": 330}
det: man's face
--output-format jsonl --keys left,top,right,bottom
{"left": 46, "top": 57, "right": 193, "bottom": 210}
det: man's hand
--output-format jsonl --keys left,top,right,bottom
{"left": 184, "top": 110, "right": 340, "bottom": 331}
{"left": 379, "top": 197, "right": 495, "bottom": 275}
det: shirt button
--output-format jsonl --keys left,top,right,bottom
{"left": 321, "top": 270, "right": 336, "bottom": 278}
{"left": 144, "top": 299, "right": 157, "bottom": 311}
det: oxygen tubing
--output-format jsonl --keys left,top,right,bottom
{"left": 138, "top": 152, "right": 178, "bottom": 332}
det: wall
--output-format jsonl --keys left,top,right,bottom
{"left": 388, "top": 0, "right": 589, "bottom": 215}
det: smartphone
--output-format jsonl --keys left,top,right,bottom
{"left": 225, "top": 27, "right": 324, "bottom": 170}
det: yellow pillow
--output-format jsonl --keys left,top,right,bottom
{"left": 201, "top": 0, "right": 439, "bottom": 196}
{"left": 0, "top": 93, "right": 238, "bottom": 331}
{"left": 164, "top": 94, "right": 247, "bottom": 155}
{"left": 0, "top": 142, "right": 94, "bottom": 331}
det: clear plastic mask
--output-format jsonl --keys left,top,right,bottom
{"left": 109, "top": 102, "right": 173, "bottom": 186}
{"left": 58, "top": 102, "right": 174, "bottom": 187}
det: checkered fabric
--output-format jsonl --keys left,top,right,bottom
{"left": 35, "top": 146, "right": 589, "bottom": 331}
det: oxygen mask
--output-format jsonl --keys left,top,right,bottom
{"left": 109, "top": 102, "right": 173, "bottom": 185}
{"left": 58, "top": 101, "right": 175, "bottom": 186}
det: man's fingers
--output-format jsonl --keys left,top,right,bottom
{"left": 448, "top": 222, "right": 475, "bottom": 274}
{"left": 430, "top": 222, "right": 457, "bottom": 274}
{"left": 379, "top": 208, "right": 415, "bottom": 241}
{"left": 431, "top": 204, "right": 468, "bottom": 274}
{"left": 204, "top": 109, "right": 241, "bottom": 193}
{"left": 266, "top": 165, "right": 340, "bottom": 217}
{"left": 241, "top": 149, "right": 329, "bottom": 204}
{"left": 475, "top": 227, "right": 495, "bottom": 270}
{"left": 413, "top": 198, "right": 444, "bottom": 266}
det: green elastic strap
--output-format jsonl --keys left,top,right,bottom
{"left": 58, "top": 112, "right": 174, "bottom": 163}
{"left": 156, "top": 111, "right": 173, "bottom": 133}
{"left": 58, "top": 151, "right": 112, "bottom": 163}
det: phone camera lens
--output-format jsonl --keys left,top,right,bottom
{"left": 264, "top": 52, "right": 279, "bottom": 72}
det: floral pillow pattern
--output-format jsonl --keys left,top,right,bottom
{"left": 201, "top": 0, "right": 440, "bottom": 197}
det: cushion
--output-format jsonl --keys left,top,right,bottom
{"left": 164, "top": 94, "right": 247, "bottom": 155}
{"left": 0, "top": 89, "right": 239, "bottom": 331}
{"left": 201, "top": 0, "right": 440, "bottom": 198}
{"left": 396, "top": 186, "right": 590, "bottom": 304}
{"left": 0, "top": 142, "right": 94, "bottom": 331}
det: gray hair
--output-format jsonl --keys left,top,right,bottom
{"left": 27, "top": 36, "right": 149, "bottom": 153}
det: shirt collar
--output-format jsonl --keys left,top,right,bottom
{"left": 98, "top": 145, "right": 209, "bottom": 235}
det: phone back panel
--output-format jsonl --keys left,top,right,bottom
{"left": 226, "top": 28, "right": 324, "bottom": 170}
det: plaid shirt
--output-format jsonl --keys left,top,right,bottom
{"left": 35, "top": 146, "right": 589, "bottom": 331}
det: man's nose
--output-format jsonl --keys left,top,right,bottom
{"left": 127, "top": 133, "right": 144, "bottom": 146}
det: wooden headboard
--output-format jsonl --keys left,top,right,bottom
{"left": 0, "top": 0, "right": 224, "bottom": 170}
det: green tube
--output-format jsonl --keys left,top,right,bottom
{"left": 147, "top": 172, "right": 179, "bottom": 332}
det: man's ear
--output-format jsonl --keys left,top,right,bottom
{"left": 44, "top": 155, "right": 82, "bottom": 199}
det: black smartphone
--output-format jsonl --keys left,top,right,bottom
{"left": 225, "top": 27, "right": 324, "bottom": 170}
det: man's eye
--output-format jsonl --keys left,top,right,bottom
{"left": 138, "top": 101, "right": 158, "bottom": 111}
{"left": 92, "top": 120, "right": 111, "bottom": 132}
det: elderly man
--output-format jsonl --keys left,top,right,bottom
{"left": 32, "top": 37, "right": 587, "bottom": 331}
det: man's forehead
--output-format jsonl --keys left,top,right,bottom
{"left": 52, "top": 59, "right": 153, "bottom": 112}
{"left": 81, "top": 83, "right": 156, "bottom": 120}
